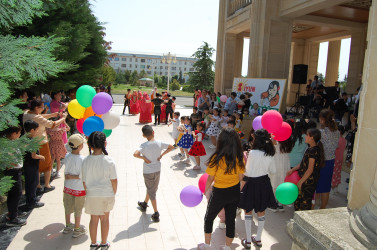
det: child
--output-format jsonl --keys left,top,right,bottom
{"left": 23, "top": 120, "right": 46, "bottom": 210}
{"left": 287, "top": 128, "right": 324, "bottom": 211}
{"left": 176, "top": 116, "right": 186, "bottom": 159}
{"left": 172, "top": 96, "right": 177, "bottom": 111}
{"left": 269, "top": 138, "right": 293, "bottom": 212}
{"left": 227, "top": 120, "right": 235, "bottom": 129}
{"left": 198, "top": 128, "right": 245, "bottom": 250}
{"left": 189, "top": 122, "right": 206, "bottom": 170}
{"left": 207, "top": 108, "right": 221, "bottom": 149}
{"left": 151, "top": 93, "right": 164, "bottom": 125}
{"left": 177, "top": 116, "right": 194, "bottom": 163}
{"left": 234, "top": 112, "right": 243, "bottom": 132}
{"left": 249, "top": 103, "right": 260, "bottom": 118}
{"left": 190, "top": 107, "right": 200, "bottom": 130}
{"left": 168, "top": 112, "right": 180, "bottom": 147}
{"left": 63, "top": 134, "right": 87, "bottom": 237}
{"left": 47, "top": 121, "right": 69, "bottom": 177}
{"left": 239, "top": 129, "right": 276, "bottom": 248}
{"left": 133, "top": 125, "right": 174, "bottom": 222}
{"left": 331, "top": 125, "right": 347, "bottom": 193}
{"left": 2, "top": 126, "right": 27, "bottom": 226}
{"left": 202, "top": 107, "right": 211, "bottom": 131}
{"left": 220, "top": 110, "right": 229, "bottom": 128}
{"left": 81, "top": 132, "right": 117, "bottom": 250}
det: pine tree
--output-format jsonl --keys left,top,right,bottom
{"left": 0, "top": 0, "right": 72, "bottom": 194}
{"left": 187, "top": 42, "right": 215, "bottom": 91}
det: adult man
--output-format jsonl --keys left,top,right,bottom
{"left": 334, "top": 92, "right": 349, "bottom": 121}
{"left": 197, "top": 89, "right": 210, "bottom": 117}
{"left": 122, "top": 89, "right": 131, "bottom": 115}
{"left": 310, "top": 75, "right": 320, "bottom": 90}
{"left": 224, "top": 92, "right": 238, "bottom": 115}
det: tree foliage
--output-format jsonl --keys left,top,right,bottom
{"left": 187, "top": 42, "right": 215, "bottom": 91}
{"left": 0, "top": 0, "right": 72, "bottom": 194}
{"left": 100, "top": 65, "right": 116, "bottom": 86}
{"left": 11, "top": 0, "right": 108, "bottom": 92}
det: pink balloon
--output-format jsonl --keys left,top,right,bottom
{"left": 220, "top": 95, "right": 227, "bottom": 103}
{"left": 272, "top": 122, "right": 292, "bottom": 141}
{"left": 198, "top": 173, "right": 209, "bottom": 193}
{"left": 252, "top": 116, "right": 263, "bottom": 130}
{"left": 284, "top": 171, "right": 301, "bottom": 184}
{"left": 76, "top": 118, "right": 85, "bottom": 134}
{"left": 261, "top": 110, "right": 283, "bottom": 133}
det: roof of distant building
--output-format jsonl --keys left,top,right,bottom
{"left": 107, "top": 50, "right": 196, "bottom": 60}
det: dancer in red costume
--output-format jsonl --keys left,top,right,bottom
{"left": 130, "top": 90, "right": 140, "bottom": 115}
{"left": 139, "top": 93, "right": 152, "bottom": 123}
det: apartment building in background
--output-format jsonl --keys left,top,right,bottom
{"left": 108, "top": 51, "right": 197, "bottom": 81}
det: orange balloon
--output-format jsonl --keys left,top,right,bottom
{"left": 83, "top": 107, "right": 102, "bottom": 120}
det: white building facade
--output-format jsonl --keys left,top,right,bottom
{"left": 108, "top": 51, "right": 197, "bottom": 81}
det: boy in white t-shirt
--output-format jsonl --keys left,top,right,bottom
{"left": 133, "top": 125, "right": 174, "bottom": 222}
{"left": 168, "top": 111, "right": 180, "bottom": 147}
{"left": 63, "top": 134, "right": 87, "bottom": 238}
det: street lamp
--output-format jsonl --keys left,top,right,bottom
{"left": 161, "top": 52, "right": 176, "bottom": 92}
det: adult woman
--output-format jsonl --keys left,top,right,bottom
{"left": 23, "top": 99, "right": 67, "bottom": 192}
{"left": 160, "top": 92, "right": 168, "bottom": 124}
{"left": 198, "top": 128, "right": 245, "bottom": 250}
{"left": 139, "top": 93, "right": 152, "bottom": 123}
{"left": 315, "top": 109, "right": 339, "bottom": 209}
{"left": 129, "top": 90, "right": 140, "bottom": 115}
{"left": 195, "top": 90, "right": 201, "bottom": 108}
{"left": 209, "top": 93, "right": 220, "bottom": 110}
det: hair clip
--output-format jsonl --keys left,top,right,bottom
{"left": 201, "top": 121, "right": 204, "bottom": 124}
{"left": 266, "top": 140, "right": 270, "bottom": 143}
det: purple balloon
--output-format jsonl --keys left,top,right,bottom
{"left": 92, "top": 92, "right": 113, "bottom": 115}
{"left": 252, "top": 115, "right": 263, "bottom": 130}
{"left": 180, "top": 185, "right": 203, "bottom": 207}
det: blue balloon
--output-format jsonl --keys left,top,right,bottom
{"left": 83, "top": 116, "right": 104, "bottom": 136}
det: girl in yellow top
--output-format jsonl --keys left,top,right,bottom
{"left": 197, "top": 128, "right": 245, "bottom": 250}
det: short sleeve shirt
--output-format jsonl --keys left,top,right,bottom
{"left": 138, "top": 140, "right": 169, "bottom": 174}
{"left": 206, "top": 158, "right": 245, "bottom": 188}
{"left": 64, "top": 153, "right": 85, "bottom": 193}
{"left": 298, "top": 146, "right": 321, "bottom": 182}
{"left": 320, "top": 127, "right": 340, "bottom": 160}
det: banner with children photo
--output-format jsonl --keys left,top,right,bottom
{"left": 232, "top": 78, "right": 287, "bottom": 112}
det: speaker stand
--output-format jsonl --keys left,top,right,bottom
{"left": 288, "top": 84, "right": 303, "bottom": 116}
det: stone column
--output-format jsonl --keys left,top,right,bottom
{"left": 346, "top": 29, "right": 367, "bottom": 94}
{"left": 233, "top": 35, "right": 244, "bottom": 78}
{"left": 214, "top": 0, "right": 226, "bottom": 93}
{"left": 348, "top": 2, "right": 377, "bottom": 248}
{"left": 325, "top": 40, "right": 341, "bottom": 86}
{"left": 247, "top": 0, "right": 292, "bottom": 112}
{"left": 306, "top": 42, "right": 320, "bottom": 81}
{"left": 222, "top": 34, "right": 237, "bottom": 92}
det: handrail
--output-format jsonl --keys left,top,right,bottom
{"left": 227, "top": 0, "right": 252, "bottom": 17}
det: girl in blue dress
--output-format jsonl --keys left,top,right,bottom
{"left": 177, "top": 116, "right": 194, "bottom": 164}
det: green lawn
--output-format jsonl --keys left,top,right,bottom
{"left": 112, "top": 84, "right": 194, "bottom": 97}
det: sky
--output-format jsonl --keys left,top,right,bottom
{"left": 90, "top": 0, "right": 350, "bottom": 81}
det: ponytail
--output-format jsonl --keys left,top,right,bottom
{"left": 317, "top": 141, "right": 325, "bottom": 168}
{"left": 319, "top": 109, "right": 338, "bottom": 132}
{"left": 87, "top": 131, "right": 108, "bottom": 155}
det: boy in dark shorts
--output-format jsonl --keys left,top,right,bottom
{"left": 133, "top": 125, "right": 174, "bottom": 222}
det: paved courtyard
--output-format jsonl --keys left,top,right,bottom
{"left": 6, "top": 100, "right": 349, "bottom": 250}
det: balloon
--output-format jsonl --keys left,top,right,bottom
{"left": 216, "top": 96, "right": 221, "bottom": 103}
{"left": 84, "top": 106, "right": 102, "bottom": 120}
{"left": 261, "top": 110, "right": 283, "bottom": 133}
{"left": 76, "top": 118, "right": 85, "bottom": 134}
{"left": 220, "top": 95, "right": 227, "bottom": 103}
{"left": 180, "top": 185, "right": 203, "bottom": 207}
{"left": 92, "top": 92, "right": 113, "bottom": 115}
{"left": 76, "top": 85, "right": 96, "bottom": 108}
{"left": 68, "top": 99, "right": 85, "bottom": 119}
{"left": 103, "top": 129, "right": 112, "bottom": 137}
{"left": 101, "top": 111, "right": 120, "bottom": 130}
{"left": 198, "top": 173, "right": 209, "bottom": 193}
{"left": 272, "top": 122, "right": 292, "bottom": 141}
{"left": 275, "top": 182, "right": 299, "bottom": 205}
{"left": 83, "top": 116, "right": 104, "bottom": 136}
{"left": 284, "top": 171, "right": 301, "bottom": 185}
{"left": 252, "top": 116, "right": 263, "bottom": 131}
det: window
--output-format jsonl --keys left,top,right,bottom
{"left": 165, "top": 66, "right": 168, "bottom": 70}
{"left": 135, "top": 58, "right": 138, "bottom": 62}
{"left": 129, "top": 58, "right": 132, "bottom": 62}
{"left": 160, "top": 66, "right": 163, "bottom": 69}
{"left": 184, "top": 61, "right": 187, "bottom": 65}
{"left": 141, "top": 65, "right": 145, "bottom": 69}
{"left": 147, "top": 65, "right": 151, "bottom": 69}
{"left": 147, "top": 59, "right": 152, "bottom": 63}
{"left": 159, "top": 72, "right": 162, "bottom": 75}
{"left": 165, "top": 72, "right": 168, "bottom": 75}
{"left": 147, "top": 71, "right": 151, "bottom": 74}
{"left": 190, "top": 68, "right": 194, "bottom": 71}
{"left": 179, "top": 67, "right": 181, "bottom": 70}
{"left": 155, "top": 66, "right": 157, "bottom": 69}
{"left": 184, "top": 68, "right": 186, "bottom": 71}
{"left": 141, "top": 59, "right": 145, "bottom": 63}
{"left": 114, "top": 64, "right": 119, "bottom": 68}
{"left": 135, "top": 65, "right": 138, "bottom": 68}
{"left": 121, "top": 64, "right": 127, "bottom": 68}
{"left": 115, "top": 57, "right": 120, "bottom": 61}
{"left": 172, "top": 67, "right": 176, "bottom": 70}
{"left": 121, "top": 58, "right": 127, "bottom": 61}
{"left": 109, "top": 57, "right": 113, "bottom": 61}
{"left": 129, "top": 64, "right": 132, "bottom": 68}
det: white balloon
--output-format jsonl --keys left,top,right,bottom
{"left": 101, "top": 111, "right": 120, "bottom": 129}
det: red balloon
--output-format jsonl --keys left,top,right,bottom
{"left": 76, "top": 118, "right": 85, "bottom": 134}
{"left": 261, "top": 110, "right": 283, "bottom": 133}
{"left": 198, "top": 173, "right": 209, "bottom": 193}
{"left": 284, "top": 171, "right": 301, "bottom": 184}
{"left": 272, "top": 122, "right": 292, "bottom": 141}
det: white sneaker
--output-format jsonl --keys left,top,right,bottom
{"left": 236, "top": 208, "right": 242, "bottom": 216}
{"left": 184, "top": 158, "right": 191, "bottom": 164}
{"left": 220, "top": 245, "right": 231, "bottom": 250}
{"left": 62, "top": 223, "right": 74, "bottom": 234}
{"left": 72, "top": 226, "right": 87, "bottom": 238}
{"left": 209, "top": 144, "right": 216, "bottom": 149}
{"left": 180, "top": 155, "right": 186, "bottom": 160}
{"left": 197, "top": 243, "right": 211, "bottom": 249}
{"left": 218, "top": 222, "right": 226, "bottom": 229}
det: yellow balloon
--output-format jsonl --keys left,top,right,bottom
{"left": 68, "top": 99, "right": 85, "bottom": 119}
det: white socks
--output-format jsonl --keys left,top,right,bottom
{"left": 256, "top": 216, "right": 265, "bottom": 241}
{"left": 245, "top": 215, "right": 252, "bottom": 243}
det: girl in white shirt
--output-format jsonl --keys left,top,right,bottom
{"left": 81, "top": 132, "right": 117, "bottom": 250}
{"left": 239, "top": 129, "right": 276, "bottom": 249}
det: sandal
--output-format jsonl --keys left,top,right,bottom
{"left": 241, "top": 239, "right": 251, "bottom": 249}
{"left": 100, "top": 242, "right": 110, "bottom": 250}
{"left": 252, "top": 236, "right": 262, "bottom": 247}
{"left": 90, "top": 243, "right": 100, "bottom": 250}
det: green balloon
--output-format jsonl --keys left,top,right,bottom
{"left": 216, "top": 96, "right": 221, "bottom": 103}
{"left": 103, "top": 129, "right": 112, "bottom": 137}
{"left": 275, "top": 182, "right": 299, "bottom": 205}
{"left": 76, "top": 85, "right": 96, "bottom": 108}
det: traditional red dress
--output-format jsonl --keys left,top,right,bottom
{"left": 160, "top": 93, "right": 168, "bottom": 123}
{"left": 139, "top": 93, "right": 152, "bottom": 123}
{"left": 129, "top": 91, "right": 140, "bottom": 115}
{"left": 189, "top": 131, "right": 206, "bottom": 156}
